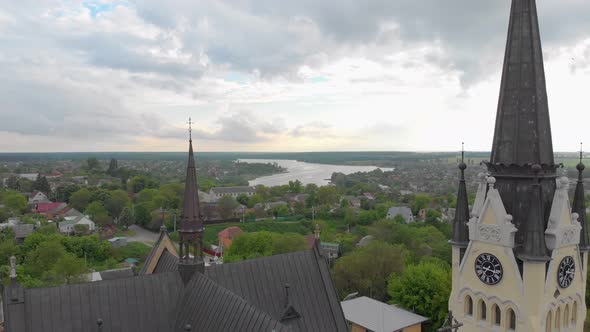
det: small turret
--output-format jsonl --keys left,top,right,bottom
{"left": 450, "top": 143, "right": 469, "bottom": 248}
{"left": 572, "top": 143, "right": 590, "bottom": 251}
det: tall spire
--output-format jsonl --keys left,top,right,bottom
{"left": 518, "top": 165, "right": 549, "bottom": 261}
{"left": 178, "top": 117, "right": 205, "bottom": 284}
{"left": 490, "top": 0, "right": 554, "bottom": 166}
{"left": 485, "top": 0, "right": 558, "bottom": 257}
{"left": 573, "top": 143, "right": 590, "bottom": 251}
{"left": 451, "top": 143, "right": 469, "bottom": 248}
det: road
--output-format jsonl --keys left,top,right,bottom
{"left": 128, "top": 225, "right": 159, "bottom": 246}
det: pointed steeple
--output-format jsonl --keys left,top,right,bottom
{"left": 180, "top": 135, "right": 203, "bottom": 232}
{"left": 518, "top": 164, "right": 549, "bottom": 261}
{"left": 450, "top": 143, "right": 469, "bottom": 248}
{"left": 491, "top": 0, "right": 554, "bottom": 166}
{"left": 573, "top": 143, "right": 590, "bottom": 251}
{"left": 178, "top": 118, "right": 205, "bottom": 284}
{"left": 485, "top": 0, "right": 558, "bottom": 256}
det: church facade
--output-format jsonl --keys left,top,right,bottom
{"left": 448, "top": 1, "right": 589, "bottom": 331}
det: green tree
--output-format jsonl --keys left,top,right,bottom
{"left": 318, "top": 186, "right": 339, "bottom": 206}
{"left": 271, "top": 233, "right": 307, "bottom": 254}
{"left": 5, "top": 175, "right": 19, "bottom": 190}
{"left": 226, "top": 232, "right": 273, "bottom": 262}
{"left": 105, "top": 190, "right": 130, "bottom": 220}
{"left": 288, "top": 180, "right": 303, "bottom": 194}
{"left": 33, "top": 175, "right": 51, "bottom": 194}
{"left": 134, "top": 204, "right": 151, "bottom": 226}
{"left": 217, "top": 195, "right": 239, "bottom": 219}
{"left": 18, "top": 178, "right": 34, "bottom": 192}
{"left": 69, "top": 189, "right": 92, "bottom": 211}
{"left": 2, "top": 191, "right": 27, "bottom": 215}
{"left": 332, "top": 241, "right": 407, "bottom": 301}
{"left": 85, "top": 202, "right": 111, "bottom": 225}
{"left": 86, "top": 157, "right": 100, "bottom": 171}
{"left": 50, "top": 253, "right": 88, "bottom": 284}
{"left": 128, "top": 176, "right": 158, "bottom": 193}
{"left": 411, "top": 194, "right": 432, "bottom": 215}
{"left": 236, "top": 194, "right": 250, "bottom": 206}
{"left": 107, "top": 158, "right": 118, "bottom": 175}
{"left": 24, "top": 239, "right": 66, "bottom": 279}
{"left": 119, "top": 206, "right": 134, "bottom": 227}
{"left": 388, "top": 259, "right": 451, "bottom": 330}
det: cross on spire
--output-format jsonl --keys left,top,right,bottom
{"left": 186, "top": 117, "right": 193, "bottom": 141}
{"left": 461, "top": 142, "right": 465, "bottom": 163}
{"left": 580, "top": 142, "right": 584, "bottom": 163}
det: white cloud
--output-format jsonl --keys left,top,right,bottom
{"left": 0, "top": 1, "right": 589, "bottom": 152}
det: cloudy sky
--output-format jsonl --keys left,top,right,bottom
{"left": 1, "top": 0, "right": 589, "bottom": 152}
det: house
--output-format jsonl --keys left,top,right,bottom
{"left": 13, "top": 224, "right": 34, "bottom": 244}
{"left": 34, "top": 202, "right": 68, "bottom": 217}
{"left": 321, "top": 242, "right": 340, "bottom": 260}
{"left": 18, "top": 173, "right": 39, "bottom": 181}
{"left": 209, "top": 186, "right": 256, "bottom": 201}
{"left": 0, "top": 219, "right": 35, "bottom": 244}
{"left": 341, "top": 296, "right": 428, "bottom": 332}
{"left": 27, "top": 191, "right": 50, "bottom": 204}
{"left": 341, "top": 196, "right": 361, "bottom": 209}
{"left": 218, "top": 226, "right": 244, "bottom": 249}
{"left": 59, "top": 214, "right": 95, "bottom": 234}
{"left": 386, "top": 207, "right": 415, "bottom": 223}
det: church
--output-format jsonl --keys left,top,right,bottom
{"left": 448, "top": 0, "right": 589, "bottom": 331}
{"left": 1, "top": 133, "right": 348, "bottom": 331}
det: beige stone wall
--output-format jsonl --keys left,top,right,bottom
{"left": 449, "top": 183, "right": 587, "bottom": 332}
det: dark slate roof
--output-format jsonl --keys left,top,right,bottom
{"left": 4, "top": 272, "right": 184, "bottom": 332}
{"left": 450, "top": 160, "right": 469, "bottom": 247}
{"left": 13, "top": 224, "right": 34, "bottom": 239}
{"left": 154, "top": 248, "right": 179, "bottom": 273}
{"left": 485, "top": 0, "right": 558, "bottom": 258}
{"left": 180, "top": 139, "right": 203, "bottom": 232}
{"left": 573, "top": 159, "right": 590, "bottom": 251}
{"left": 174, "top": 273, "right": 290, "bottom": 332}
{"left": 491, "top": 0, "right": 554, "bottom": 166}
{"left": 99, "top": 267, "right": 135, "bottom": 281}
{"left": 206, "top": 247, "right": 348, "bottom": 332}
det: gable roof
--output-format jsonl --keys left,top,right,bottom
{"left": 341, "top": 296, "right": 428, "bottom": 332}
{"left": 139, "top": 228, "right": 179, "bottom": 275}
{"left": 205, "top": 247, "right": 348, "bottom": 331}
{"left": 4, "top": 272, "right": 185, "bottom": 332}
{"left": 174, "top": 273, "right": 290, "bottom": 332}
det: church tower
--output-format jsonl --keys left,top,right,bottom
{"left": 448, "top": 1, "right": 588, "bottom": 331}
{"left": 178, "top": 118, "right": 205, "bottom": 284}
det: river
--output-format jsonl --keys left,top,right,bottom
{"left": 239, "top": 159, "right": 394, "bottom": 187}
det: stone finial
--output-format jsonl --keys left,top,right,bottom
{"left": 572, "top": 213, "right": 580, "bottom": 223}
{"left": 184, "top": 324, "right": 192, "bottom": 331}
{"left": 314, "top": 224, "right": 320, "bottom": 240}
{"left": 558, "top": 176, "right": 569, "bottom": 189}
{"left": 487, "top": 176, "right": 496, "bottom": 189}
{"left": 9, "top": 256, "right": 16, "bottom": 279}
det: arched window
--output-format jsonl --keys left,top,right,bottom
{"left": 564, "top": 304, "right": 570, "bottom": 328}
{"left": 479, "top": 300, "right": 487, "bottom": 321}
{"left": 546, "top": 311, "right": 552, "bottom": 332}
{"left": 572, "top": 302, "right": 578, "bottom": 325}
{"left": 492, "top": 304, "right": 501, "bottom": 326}
{"left": 464, "top": 296, "right": 473, "bottom": 316}
{"left": 556, "top": 307, "right": 561, "bottom": 331}
{"left": 507, "top": 308, "right": 516, "bottom": 330}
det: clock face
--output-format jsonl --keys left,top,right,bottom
{"left": 475, "top": 253, "right": 503, "bottom": 285}
{"left": 557, "top": 256, "right": 575, "bottom": 288}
